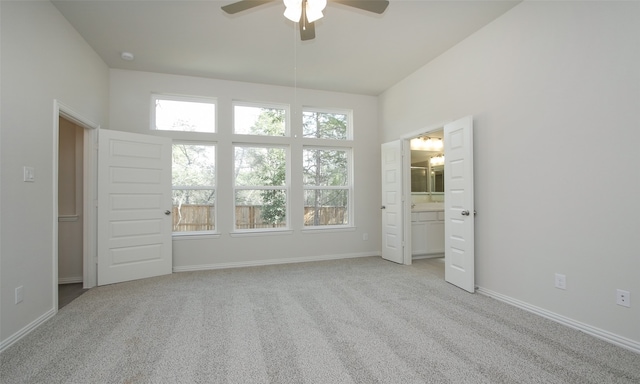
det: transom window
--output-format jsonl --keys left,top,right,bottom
{"left": 302, "top": 109, "right": 350, "bottom": 140}
{"left": 152, "top": 94, "right": 216, "bottom": 133}
{"left": 233, "top": 102, "right": 288, "bottom": 136}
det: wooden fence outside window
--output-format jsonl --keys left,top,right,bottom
{"left": 172, "top": 205, "right": 347, "bottom": 232}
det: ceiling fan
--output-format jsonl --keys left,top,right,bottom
{"left": 221, "top": 0, "right": 390, "bottom": 41}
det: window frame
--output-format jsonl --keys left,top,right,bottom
{"left": 302, "top": 107, "right": 353, "bottom": 140}
{"left": 171, "top": 141, "right": 218, "bottom": 236}
{"left": 302, "top": 145, "right": 354, "bottom": 229}
{"left": 232, "top": 143, "right": 291, "bottom": 233}
{"left": 151, "top": 93, "right": 217, "bottom": 133}
{"left": 232, "top": 100, "right": 290, "bottom": 137}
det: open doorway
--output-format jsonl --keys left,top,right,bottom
{"left": 54, "top": 100, "right": 99, "bottom": 311}
{"left": 383, "top": 117, "right": 475, "bottom": 291}
{"left": 407, "top": 129, "right": 445, "bottom": 272}
{"left": 57, "top": 116, "right": 87, "bottom": 308}
{"left": 400, "top": 116, "right": 475, "bottom": 293}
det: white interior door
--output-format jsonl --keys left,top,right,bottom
{"left": 444, "top": 116, "right": 475, "bottom": 292}
{"left": 98, "top": 129, "right": 173, "bottom": 286}
{"left": 381, "top": 140, "right": 404, "bottom": 264}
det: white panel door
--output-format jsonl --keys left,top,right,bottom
{"left": 381, "top": 140, "right": 404, "bottom": 264}
{"left": 444, "top": 116, "right": 475, "bottom": 292}
{"left": 98, "top": 129, "right": 173, "bottom": 286}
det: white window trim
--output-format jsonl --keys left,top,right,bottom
{"left": 302, "top": 146, "right": 354, "bottom": 228}
{"left": 302, "top": 107, "right": 353, "bottom": 140}
{"left": 232, "top": 143, "right": 291, "bottom": 232}
{"left": 232, "top": 100, "right": 290, "bottom": 137}
{"left": 171, "top": 141, "right": 218, "bottom": 235}
{"left": 229, "top": 230, "right": 294, "bottom": 237}
{"left": 151, "top": 93, "right": 217, "bottom": 133}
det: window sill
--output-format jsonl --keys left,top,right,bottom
{"left": 230, "top": 229, "right": 294, "bottom": 238}
{"left": 301, "top": 226, "right": 356, "bottom": 234}
{"left": 172, "top": 232, "right": 221, "bottom": 241}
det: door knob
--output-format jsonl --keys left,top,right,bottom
{"left": 164, "top": 210, "right": 171, "bottom": 215}
{"left": 461, "top": 210, "right": 470, "bottom": 216}
{"left": 381, "top": 206, "right": 386, "bottom": 209}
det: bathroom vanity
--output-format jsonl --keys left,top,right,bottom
{"left": 411, "top": 203, "right": 444, "bottom": 257}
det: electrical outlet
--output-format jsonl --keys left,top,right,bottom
{"left": 15, "top": 286, "right": 24, "bottom": 304}
{"left": 554, "top": 273, "right": 566, "bottom": 290}
{"left": 616, "top": 289, "right": 630, "bottom": 308}
{"left": 363, "top": 233, "right": 369, "bottom": 241}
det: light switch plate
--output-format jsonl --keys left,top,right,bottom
{"left": 23, "top": 166, "right": 35, "bottom": 182}
{"left": 555, "top": 273, "right": 566, "bottom": 290}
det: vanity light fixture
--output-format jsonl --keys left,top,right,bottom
{"left": 410, "top": 136, "right": 443, "bottom": 151}
{"left": 430, "top": 155, "right": 445, "bottom": 166}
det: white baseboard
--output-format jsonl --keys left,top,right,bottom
{"left": 477, "top": 286, "right": 640, "bottom": 354}
{"left": 0, "top": 307, "right": 56, "bottom": 354}
{"left": 412, "top": 253, "right": 444, "bottom": 260}
{"left": 58, "top": 276, "right": 83, "bottom": 284}
{"left": 173, "top": 252, "right": 379, "bottom": 273}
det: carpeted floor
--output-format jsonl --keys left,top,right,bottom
{"left": 1, "top": 257, "right": 639, "bottom": 383}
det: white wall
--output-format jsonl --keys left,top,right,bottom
{"left": 380, "top": 1, "right": 640, "bottom": 346}
{"left": 0, "top": 1, "right": 109, "bottom": 348}
{"left": 109, "top": 69, "right": 381, "bottom": 269}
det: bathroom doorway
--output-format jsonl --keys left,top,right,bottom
{"left": 408, "top": 128, "right": 445, "bottom": 265}
{"left": 54, "top": 100, "right": 100, "bottom": 311}
{"left": 57, "top": 116, "right": 87, "bottom": 308}
{"left": 402, "top": 116, "right": 475, "bottom": 292}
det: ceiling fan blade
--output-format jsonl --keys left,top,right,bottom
{"left": 332, "top": 0, "right": 389, "bottom": 14}
{"left": 299, "top": 1, "right": 316, "bottom": 41}
{"left": 221, "top": 0, "right": 274, "bottom": 14}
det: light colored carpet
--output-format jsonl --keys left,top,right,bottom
{"left": 1, "top": 257, "right": 639, "bottom": 383}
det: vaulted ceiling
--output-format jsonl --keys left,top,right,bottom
{"left": 52, "top": 0, "right": 520, "bottom": 96}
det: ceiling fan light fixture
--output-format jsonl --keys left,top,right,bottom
{"left": 284, "top": 0, "right": 326, "bottom": 23}
{"left": 283, "top": 0, "right": 302, "bottom": 22}
{"left": 305, "top": 9, "right": 323, "bottom": 23}
{"left": 224, "top": 0, "right": 388, "bottom": 41}
{"left": 306, "top": 0, "right": 326, "bottom": 22}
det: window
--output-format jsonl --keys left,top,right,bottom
{"left": 303, "top": 109, "right": 350, "bottom": 140}
{"left": 152, "top": 94, "right": 216, "bottom": 133}
{"left": 303, "top": 148, "right": 351, "bottom": 227}
{"left": 302, "top": 107, "right": 352, "bottom": 228}
{"left": 172, "top": 143, "right": 216, "bottom": 233}
{"left": 234, "top": 145, "right": 288, "bottom": 230}
{"left": 234, "top": 102, "right": 287, "bottom": 136}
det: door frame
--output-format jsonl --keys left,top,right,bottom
{"left": 400, "top": 121, "right": 450, "bottom": 265}
{"left": 53, "top": 100, "right": 99, "bottom": 311}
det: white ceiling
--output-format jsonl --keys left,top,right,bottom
{"left": 52, "top": 0, "right": 520, "bottom": 96}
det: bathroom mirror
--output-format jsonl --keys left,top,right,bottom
{"left": 411, "top": 165, "right": 444, "bottom": 193}
{"left": 411, "top": 167, "right": 429, "bottom": 192}
{"left": 410, "top": 130, "right": 444, "bottom": 194}
{"left": 430, "top": 165, "right": 444, "bottom": 193}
